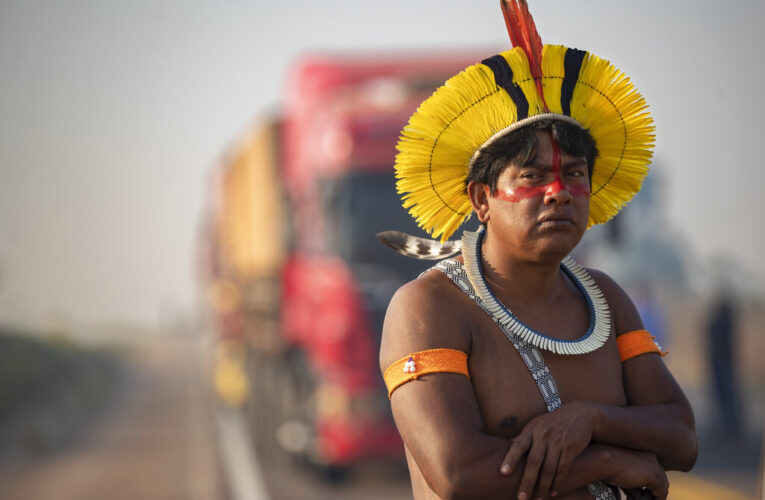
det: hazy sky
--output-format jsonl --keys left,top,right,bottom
{"left": 1, "top": 1, "right": 763, "bottom": 328}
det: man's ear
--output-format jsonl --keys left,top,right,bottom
{"left": 467, "top": 181, "right": 491, "bottom": 223}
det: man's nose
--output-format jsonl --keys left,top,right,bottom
{"left": 543, "top": 178, "right": 573, "bottom": 204}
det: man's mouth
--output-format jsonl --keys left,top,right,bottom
{"left": 538, "top": 212, "right": 575, "bottom": 223}
{"left": 537, "top": 213, "right": 576, "bottom": 227}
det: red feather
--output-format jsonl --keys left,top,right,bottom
{"left": 500, "top": 0, "right": 547, "bottom": 109}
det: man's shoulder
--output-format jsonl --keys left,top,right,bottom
{"left": 380, "top": 265, "right": 473, "bottom": 370}
{"left": 582, "top": 265, "right": 643, "bottom": 335}
{"left": 582, "top": 266, "right": 619, "bottom": 293}
{"left": 389, "top": 263, "right": 477, "bottom": 321}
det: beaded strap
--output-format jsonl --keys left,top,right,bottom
{"left": 431, "top": 259, "right": 617, "bottom": 500}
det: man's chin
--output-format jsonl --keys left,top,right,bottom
{"left": 531, "top": 230, "right": 584, "bottom": 258}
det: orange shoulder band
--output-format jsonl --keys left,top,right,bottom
{"left": 617, "top": 329, "right": 667, "bottom": 362}
{"left": 383, "top": 348, "right": 469, "bottom": 398}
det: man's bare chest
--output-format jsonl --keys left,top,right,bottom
{"left": 465, "top": 306, "right": 626, "bottom": 439}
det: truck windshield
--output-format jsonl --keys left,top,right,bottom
{"left": 321, "top": 170, "right": 441, "bottom": 274}
{"left": 320, "top": 170, "right": 455, "bottom": 337}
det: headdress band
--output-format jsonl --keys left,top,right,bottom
{"left": 467, "top": 113, "right": 583, "bottom": 171}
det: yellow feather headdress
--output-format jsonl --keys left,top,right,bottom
{"left": 394, "top": 6, "right": 654, "bottom": 242}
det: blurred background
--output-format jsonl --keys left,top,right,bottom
{"left": 0, "top": 1, "right": 763, "bottom": 499}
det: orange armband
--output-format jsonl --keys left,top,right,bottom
{"left": 617, "top": 329, "right": 668, "bottom": 362}
{"left": 383, "top": 348, "right": 469, "bottom": 398}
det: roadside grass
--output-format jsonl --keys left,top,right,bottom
{"left": 0, "top": 327, "right": 122, "bottom": 463}
{"left": 0, "top": 328, "right": 85, "bottom": 418}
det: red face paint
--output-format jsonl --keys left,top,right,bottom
{"left": 546, "top": 139, "right": 565, "bottom": 196}
{"left": 493, "top": 181, "right": 547, "bottom": 202}
{"left": 492, "top": 134, "right": 590, "bottom": 202}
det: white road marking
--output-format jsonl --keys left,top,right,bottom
{"left": 217, "top": 407, "right": 271, "bottom": 500}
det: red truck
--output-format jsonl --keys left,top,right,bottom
{"left": 202, "top": 52, "right": 481, "bottom": 474}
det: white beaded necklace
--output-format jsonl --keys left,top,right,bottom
{"left": 461, "top": 226, "right": 611, "bottom": 355}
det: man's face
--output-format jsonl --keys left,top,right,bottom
{"left": 486, "top": 130, "right": 590, "bottom": 260}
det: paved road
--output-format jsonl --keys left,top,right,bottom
{"left": 258, "top": 457, "right": 412, "bottom": 500}
{"left": 0, "top": 333, "right": 223, "bottom": 500}
{"left": 0, "top": 330, "right": 412, "bottom": 500}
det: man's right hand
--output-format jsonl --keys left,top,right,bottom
{"left": 500, "top": 401, "right": 597, "bottom": 500}
{"left": 605, "top": 448, "right": 668, "bottom": 500}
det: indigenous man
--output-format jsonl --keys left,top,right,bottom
{"left": 378, "top": 2, "right": 697, "bottom": 499}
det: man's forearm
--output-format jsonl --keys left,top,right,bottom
{"left": 591, "top": 401, "right": 697, "bottom": 470}
{"left": 440, "top": 437, "right": 618, "bottom": 499}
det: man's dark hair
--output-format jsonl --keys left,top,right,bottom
{"left": 466, "top": 119, "right": 598, "bottom": 192}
